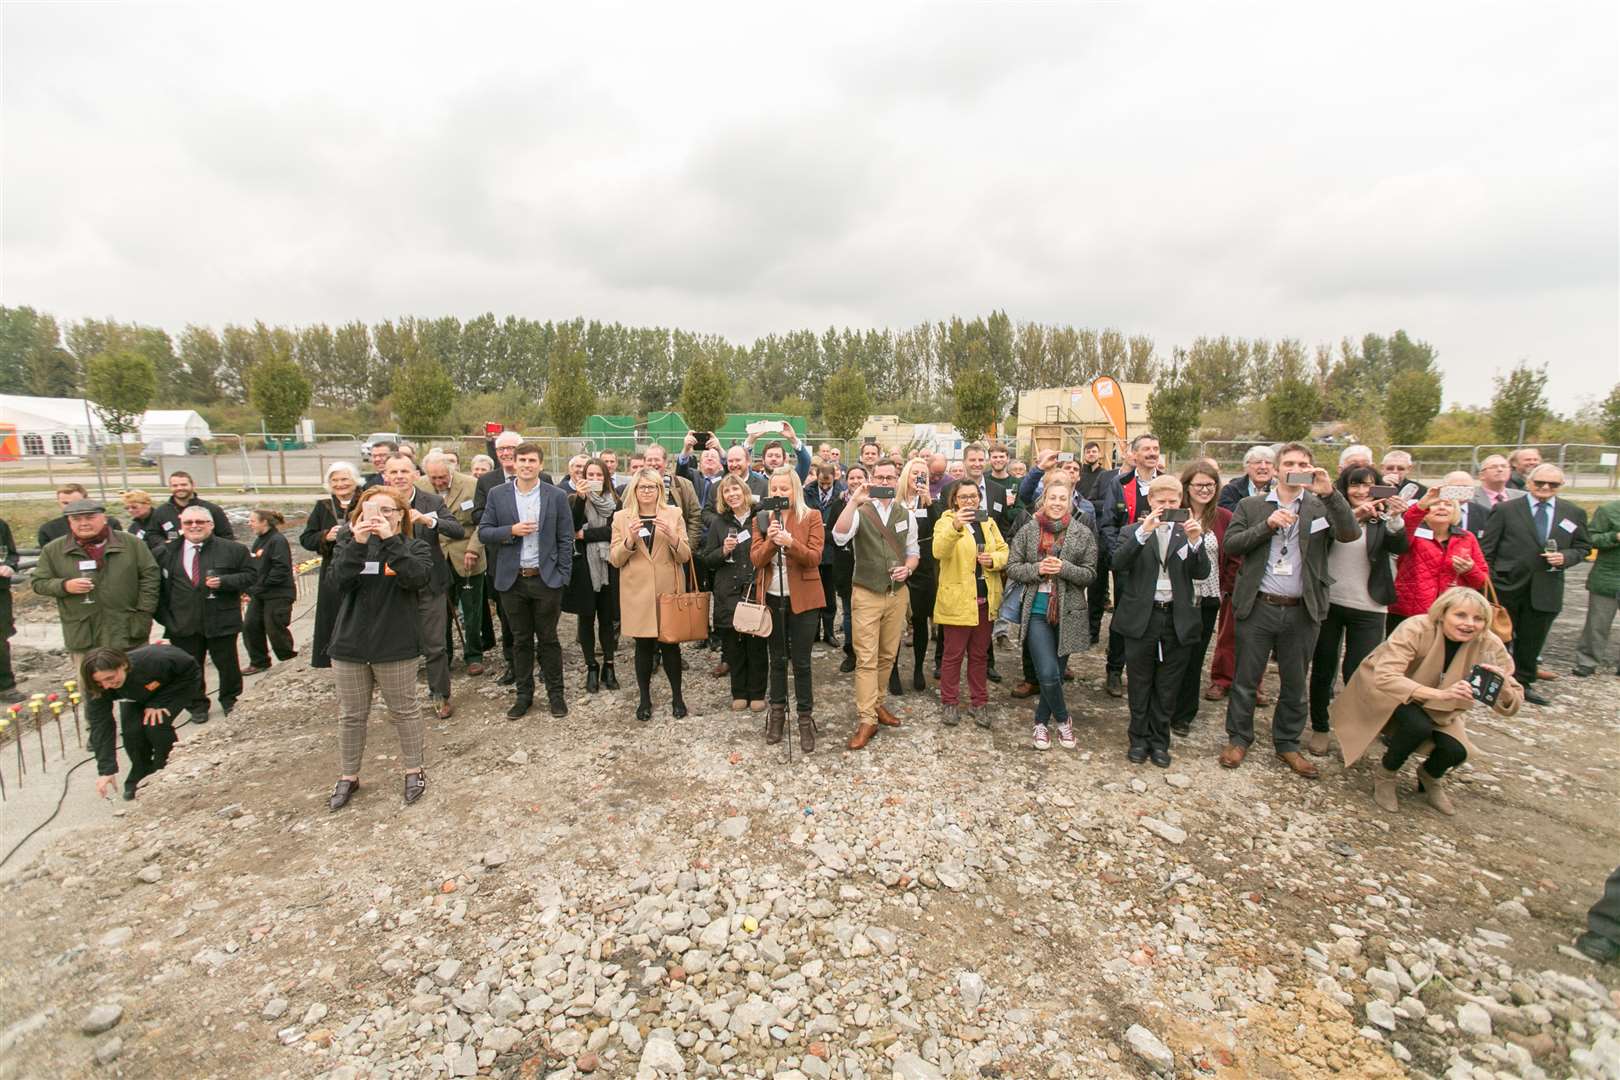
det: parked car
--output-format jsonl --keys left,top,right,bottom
{"left": 138, "top": 437, "right": 207, "bottom": 465}
{"left": 362, "top": 431, "right": 402, "bottom": 454}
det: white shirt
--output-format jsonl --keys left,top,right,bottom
{"left": 185, "top": 541, "right": 204, "bottom": 581}
{"left": 1152, "top": 527, "right": 1173, "bottom": 602}
{"left": 514, "top": 482, "right": 542, "bottom": 568}
{"left": 831, "top": 501, "right": 920, "bottom": 558}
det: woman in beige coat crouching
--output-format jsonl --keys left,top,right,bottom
{"left": 1331, "top": 587, "right": 1521, "bottom": 816}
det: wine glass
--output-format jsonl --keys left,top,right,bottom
{"left": 82, "top": 567, "right": 96, "bottom": 605}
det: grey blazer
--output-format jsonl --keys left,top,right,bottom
{"left": 1226, "top": 489, "right": 1359, "bottom": 622}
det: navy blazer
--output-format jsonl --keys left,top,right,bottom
{"left": 1110, "top": 522, "right": 1213, "bottom": 645}
{"left": 1482, "top": 495, "right": 1591, "bottom": 612}
{"left": 477, "top": 480, "right": 574, "bottom": 592}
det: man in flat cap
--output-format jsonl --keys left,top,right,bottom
{"left": 32, "top": 499, "right": 161, "bottom": 674}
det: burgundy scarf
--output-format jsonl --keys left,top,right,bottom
{"left": 1037, "top": 512, "right": 1070, "bottom": 626}
{"left": 80, "top": 527, "right": 113, "bottom": 569}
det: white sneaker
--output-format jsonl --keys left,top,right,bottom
{"left": 1033, "top": 724, "right": 1050, "bottom": 751}
{"left": 1057, "top": 720, "right": 1076, "bottom": 749}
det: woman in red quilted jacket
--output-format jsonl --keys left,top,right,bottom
{"left": 1389, "top": 491, "right": 1489, "bottom": 631}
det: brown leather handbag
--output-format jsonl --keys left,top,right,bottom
{"left": 1482, "top": 577, "right": 1513, "bottom": 642}
{"left": 657, "top": 557, "right": 712, "bottom": 644}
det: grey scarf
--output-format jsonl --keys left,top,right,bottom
{"left": 583, "top": 491, "right": 617, "bottom": 591}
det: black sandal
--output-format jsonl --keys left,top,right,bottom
{"left": 328, "top": 778, "right": 360, "bottom": 812}
{"left": 404, "top": 771, "right": 427, "bottom": 805}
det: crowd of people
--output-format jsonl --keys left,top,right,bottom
{"left": 6, "top": 431, "right": 1616, "bottom": 831}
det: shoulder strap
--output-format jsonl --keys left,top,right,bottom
{"left": 859, "top": 503, "right": 908, "bottom": 561}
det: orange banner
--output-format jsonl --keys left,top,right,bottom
{"left": 1090, "top": 376, "right": 1127, "bottom": 440}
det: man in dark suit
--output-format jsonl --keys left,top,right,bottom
{"left": 37, "top": 483, "right": 122, "bottom": 547}
{"left": 1481, "top": 464, "right": 1591, "bottom": 705}
{"left": 1217, "top": 446, "right": 1275, "bottom": 513}
{"left": 478, "top": 442, "right": 573, "bottom": 719}
{"left": 1110, "top": 474, "right": 1213, "bottom": 768}
{"left": 383, "top": 454, "right": 464, "bottom": 719}
{"left": 1219, "top": 443, "right": 1359, "bottom": 778}
{"left": 1099, "top": 433, "right": 1165, "bottom": 697}
{"left": 1507, "top": 447, "right": 1542, "bottom": 492}
{"left": 474, "top": 431, "right": 555, "bottom": 680}
{"left": 154, "top": 506, "right": 255, "bottom": 722}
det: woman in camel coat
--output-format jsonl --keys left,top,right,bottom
{"left": 1331, "top": 586, "right": 1521, "bottom": 816}
{"left": 609, "top": 468, "right": 694, "bottom": 721}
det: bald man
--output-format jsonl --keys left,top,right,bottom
{"left": 1481, "top": 464, "right": 1591, "bottom": 705}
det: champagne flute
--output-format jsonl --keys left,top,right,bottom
{"left": 82, "top": 566, "right": 96, "bottom": 605}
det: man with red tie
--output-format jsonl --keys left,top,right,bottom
{"left": 155, "top": 506, "right": 255, "bottom": 722}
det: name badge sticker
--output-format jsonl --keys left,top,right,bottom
{"left": 1178, "top": 544, "right": 1192, "bottom": 560}
{"left": 361, "top": 560, "right": 381, "bottom": 575}
{"left": 1309, "top": 517, "right": 1330, "bottom": 534}
{"left": 639, "top": 527, "right": 652, "bottom": 540}
{"left": 163, "top": 521, "right": 175, "bottom": 531}
{"left": 1559, "top": 518, "right": 1577, "bottom": 534}
{"left": 1271, "top": 560, "right": 1294, "bottom": 576}
{"left": 1413, "top": 527, "right": 1435, "bottom": 540}
{"left": 77, "top": 559, "right": 98, "bottom": 571}
{"left": 460, "top": 499, "right": 475, "bottom": 511}
{"left": 894, "top": 519, "right": 909, "bottom": 533}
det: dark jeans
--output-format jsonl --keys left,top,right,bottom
{"left": 170, "top": 632, "right": 243, "bottom": 713}
{"left": 721, "top": 627, "right": 768, "bottom": 701}
{"left": 500, "top": 575, "right": 563, "bottom": 702}
{"left": 1088, "top": 544, "right": 1110, "bottom": 643}
{"left": 311, "top": 568, "right": 339, "bottom": 669}
{"left": 1225, "top": 600, "right": 1318, "bottom": 753}
{"left": 1381, "top": 702, "right": 1467, "bottom": 778}
{"left": 1582, "top": 865, "right": 1620, "bottom": 951}
{"left": 1171, "top": 598, "right": 1221, "bottom": 730}
{"left": 576, "top": 585, "right": 617, "bottom": 666}
{"left": 1125, "top": 605, "right": 1191, "bottom": 753}
{"left": 818, "top": 564, "right": 839, "bottom": 638}
{"left": 121, "top": 701, "right": 177, "bottom": 787}
{"left": 1310, "top": 604, "right": 1387, "bottom": 731}
{"left": 634, "top": 637, "right": 683, "bottom": 705}
{"left": 1497, "top": 586, "right": 1556, "bottom": 686}
{"left": 839, "top": 578, "right": 853, "bottom": 656}
{"left": 766, "top": 595, "right": 817, "bottom": 711}
{"left": 893, "top": 579, "right": 936, "bottom": 679}
{"left": 1024, "top": 614, "right": 1069, "bottom": 727}
{"left": 449, "top": 572, "right": 486, "bottom": 663}
{"left": 243, "top": 596, "right": 296, "bottom": 667}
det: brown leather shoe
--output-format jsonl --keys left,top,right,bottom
{"left": 1277, "top": 750, "right": 1320, "bottom": 779}
{"left": 1537, "top": 667, "right": 1558, "bottom": 682}
{"left": 1203, "top": 683, "right": 1228, "bottom": 701}
{"left": 1010, "top": 681, "right": 1038, "bottom": 699}
{"left": 435, "top": 698, "right": 454, "bottom": 720}
{"left": 1218, "top": 744, "right": 1247, "bottom": 769}
{"left": 847, "top": 721, "right": 879, "bottom": 750}
{"left": 1256, "top": 690, "right": 1274, "bottom": 708}
{"left": 467, "top": 662, "right": 484, "bottom": 676}
{"left": 712, "top": 662, "right": 730, "bottom": 677}
{"left": 875, "top": 704, "right": 902, "bottom": 727}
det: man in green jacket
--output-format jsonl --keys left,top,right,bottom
{"left": 31, "top": 499, "right": 161, "bottom": 667}
{"left": 1574, "top": 498, "right": 1620, "bottom": 676}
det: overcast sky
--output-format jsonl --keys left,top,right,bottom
{"left": 4, "top": 3, "right": 1616, "bottom": 410}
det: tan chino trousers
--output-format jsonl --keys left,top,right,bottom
{"left": 851, "top": 583, "right": 909, "bottom": 725}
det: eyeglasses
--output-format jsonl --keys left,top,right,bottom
{"left": 1530, "top": 480, "right": 1563, "bottom": 489}
{"left": 1189, "top": 482, "right": 1217, "bottom": 491}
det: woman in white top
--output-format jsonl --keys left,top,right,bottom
{"left": 1307, "top": 465, "right": 1410, "bottom": 755}
{"left": 747, "top": 467, "right": 825, "bottom": 749}
{"left": 1170, "top": 461, "right": 1229, "bottom": 737}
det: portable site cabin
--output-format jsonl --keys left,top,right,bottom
{"left": 138, "top": 409, "right": 213, "bottom": 455}
{"left": 0, "top": 394, "right": 110, "bottom": 456}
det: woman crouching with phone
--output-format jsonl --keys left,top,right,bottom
{"left": 1331, "top": 586, "right": 1520, "bottom": 815}
{"left": 326, "top": 486, "right": 435, "bottom": 811}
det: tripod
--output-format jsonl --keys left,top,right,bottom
{"left": 767, "top": 509, "right": 802, "bottom": 762}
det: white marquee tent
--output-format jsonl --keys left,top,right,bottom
{"left": 0, "top": 396, "right": 214, "bottom": 456}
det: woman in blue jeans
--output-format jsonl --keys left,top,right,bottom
{"left": 1005, "top": 480, "right": 1097, "bottom": 750}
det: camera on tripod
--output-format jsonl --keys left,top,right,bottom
{"left": 756, "top": 496, "right": 791, "bottom": 513}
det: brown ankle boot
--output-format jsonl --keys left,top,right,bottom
{"left": 798, "top": 711, "right": 816, "bottom": 753}
{"left": 766, "top": 704, "right": 787, "bottom": 744}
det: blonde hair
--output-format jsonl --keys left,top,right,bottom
{"left": 1429, "top": 586, "right": 1491, "bottom": 626}
{"left": 628, "top": 467, "right": 667, "bottom": 509}
{"left": 766, "top": 465, "right": 812, "bottom": 520}
{"left": 897, "top": 458, "right": 932, "bottom": 509}
{"left": 1147, "top": 474, "right": 1183, "bottom": 499}
{"left": 121, "top": 489, "right": 153, "bottom": 509}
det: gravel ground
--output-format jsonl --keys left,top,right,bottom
{"left": 0, "top": 566, "right": 1616, "bottom": 1080}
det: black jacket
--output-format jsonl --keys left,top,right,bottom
{"left": 155, "top": 536, "right": 255, "bottom": 638}
{"left": 300, "top": 495, "right": 357, "bottom": 567}
{"left": 249, "top": 529, "right": 296, "bottom": 601}
{"left": 122, "top": 511, "right": 168, "bottom": 556}
{"left": 561, "top": 494, "right": 619, "bottom": 616}
{"left": 87, "top": 643, "right": 201, "bottom": 776}
{"left": 403, "top": 488, "right": 465, "bottom": 593}
{"left": 327, "top": 531, "right": 433, "bottom": 664}
{"left": 1110, "top": 523, "right": 1213, "bottom": 645}
{"left": 148, "top": 496, "right": 234, "bottom": 544}
{"left": 1336, "top": 516, "right": 1410, "bottom": 608}
{"left": 700, "top": 511, "right": 757, "bottom": 630}
{"left": 1482, "top": 496, "right": 1592, "bottom": 613}
{"left": 1218, "top": 475, "right": 1269, "bottom": 514}
{"left": 39, "top": 514, "right": 122, "bottom": 548}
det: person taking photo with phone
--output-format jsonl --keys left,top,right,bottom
{"left": 610, "top": 467, "right": 694, "bottom": 721}
{"left": 749, "top": 466, "right": 825, "bottom": 750}
{"left": 703, "top": 475, "right": 766, "bottom": 713}
{"left": 1332, "top": 586, "right": 1520, "bottom": 815}
{"left": 1388, "top": 486, "right": 1488, "bottom": 632}
{"left": 932, "top": 478, "right": 1008, "bottom": 728}
{"left": 563, "top": 458, "right": 622, "bottom": 693}
{"left": 1219, "top": 444, "right": 1359, "bottom": 778}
